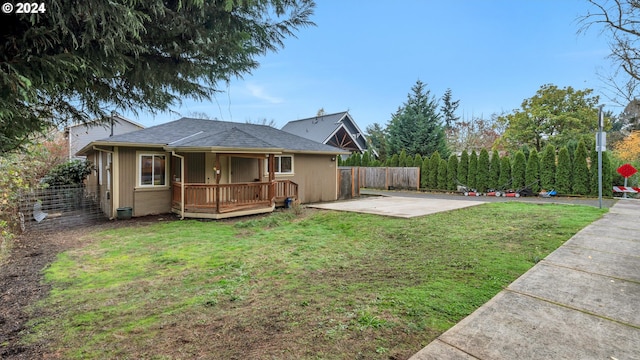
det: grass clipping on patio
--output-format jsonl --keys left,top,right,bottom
{"left": 26, "top": 202, "right": 604, "bottom": 359}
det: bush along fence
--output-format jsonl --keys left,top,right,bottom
{"left": 342, "top": 141, "right": 627, "bottom": 196}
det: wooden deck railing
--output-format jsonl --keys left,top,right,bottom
{"left": 172, "top": 180, "right": 298, "bottom": 214}
{"left": 275, "top": 180, "right": 298, "bottom": 201}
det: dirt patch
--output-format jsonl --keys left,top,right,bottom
{"left": 0, "top": 215, "right": 176, "bottom": 359}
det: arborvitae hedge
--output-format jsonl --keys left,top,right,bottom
{"left": 512, "top": 150, "right": 526, "bottom": 189}
{"left": 572, "top": 140, "right": 590, "bottom": 195}
{"left": 428, "top": 151, "right": 441, "bottom": 188}
{"left": 457, "top": 150, "right": 469, "bottom": 186}
{"left": 588, "top": 150, "right": 614, "bottom": 197}
{"left": 437, "top": 159, "right": 448, "bottom": 189}
{"left": 489, "top": 150, "right": 501, "bottom": 190}
{"left": 398, "top": 149, "right": 408, "bottom": 167}
{"left": 413, "top": 154, "right": 423, "bottom": 168}
{"left": 476, "top": 149, "right": 490, "bottom": 192}
{"left": 589, "top": 148, "right": 598, "bottom": 196}
{"left": 447, "top": 154, "right": 458, "bottom": 191}
{"left": 467, "top": 150, "right": 478, "bottom": 189}
{"left": 556, "top": 146, "right": 572, "bottom": 194}
{"left": 388, "top": 153, "right": 399, "bottom": 167}
{"left": 540, "top": 144, "right": 556, "bottom": 190}
{"left": 421, "top": 157, "right": 430, "bottom": 188}
{"left": 525, "top": 148, "right": 540, "bottom": 192}
{"left": 499, "top": 155, "right": 511, "bottom": 190}
{"left": 603, "top": 151, "right": 612, "bottom": 197}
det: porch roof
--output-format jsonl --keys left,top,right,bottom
{"left": 77, "top": 118, "right": 350, "bottom": 156}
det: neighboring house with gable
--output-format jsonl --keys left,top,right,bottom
{"left": 65, "top": 114, "right": 144, "bottom": 159}
{"left": 77, "top": 117, "right": 348, "bottom": 220}
{"left": 281, "top": 111, "right": 368, "bottom": 154}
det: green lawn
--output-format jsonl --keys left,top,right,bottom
{"left": 25, "top": 202, "right": 604, "bottom": 359}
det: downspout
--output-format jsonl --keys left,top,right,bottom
{"left": 172, "top": 151, "right": 185, "bottom": 220}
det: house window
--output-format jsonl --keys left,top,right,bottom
{"left": 139, "top": 154, "right": 167, "bottom": 186}
{"left": 265, "top": 155, "right": 294, "bottom": 174}
{"left": 274, "top": 155, "right": 293, "bottom": 174}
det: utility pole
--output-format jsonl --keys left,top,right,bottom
{"left": 597, "top": 105, "right": 604, "bottom": 209}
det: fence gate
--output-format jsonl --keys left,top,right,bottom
{"left": 338, "top": 167, "right": 360, "bottom": 200}
{"left": 19, "top": 184, "right": 107, "bottom": 232}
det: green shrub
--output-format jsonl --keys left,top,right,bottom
{"left": 525, "top": 149, "right": 540, "bottom": 192}
{"left": 498, "top": 155, "right": 512, "bottom": 190}
{"left": 43, "top": 159, "right": 94, "bottom": 186}
{"left": 413, "top": 154, "right": 423, "bottom": 168}
{"left": 388, "top": 154, "right": 399, "bottom": 167}
{"left": 603, "top": 151, "right": 612, "bottom": 197}
{"left": 467, "top": 150, "right": 478, "bottom": 189}
{"left": 489, "top": 150, "right": 501, "bottom": 190}
{"left": 476, "top": 149, "right": 490, "bottom": 192}
{"left": 447, "top": 154, "right": 458, "bottom": 190}
{"left": 398, "top": 150, "right": 408, "bottom": 167}
{"left": 421, "top": 157, "right": 430, "bottom": 188}
{"left": 457, "top": 150, "right": 469, "bottom": 187}
{"left": 556, "top": 146, "right": 572, "bottom": 194}
{"left": 589, "top": 148, "right": 598, "bottom": 196}
{"left": 512, "top": 150, "right": 526, "bottom": 189}
{"left": 572, "top": 140, "right": 590, "bottom": 195}
{"left": 540, "top": 144, "right": 556, "bottom": 190}
{"left": 428, "top": 151, "right": 441, "bottom": 188}
{"left": 437, "top": 159, "right": 448, "bottom": 189}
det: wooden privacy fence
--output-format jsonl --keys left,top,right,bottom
{"left": 338, "top": 167, "right": 420, "bottom": 197}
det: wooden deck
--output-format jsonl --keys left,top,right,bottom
{"left": 171, "top": 180, "right": 298, "bottom": 219}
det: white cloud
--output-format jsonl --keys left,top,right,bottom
{"left": 246, "top": 83, "right": 284, "bottom": 104}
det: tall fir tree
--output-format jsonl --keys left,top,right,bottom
{"left": 441, "top": 88, "right": 461, "bottom": 129}
{"left": 556, "top": 146, "right": 572, "bottom": 194}
{"left": 428, "top": 151, "right": 441, "bottom": 188}
{"left": 386, "top": 80, "right": 449, "bottom": 158}
{"left": 525, "top": 148, "right": 540, "bottom": 192}
{"left": 467, "top": 150, "right": 478, "bottom": 189}
{"left": 476, "top": 149, "right": 490, "bottom": 192}
{"left": 499, "top": 155, "right": 512, "bottom": 189}
{"left": 421, "top": 157, "right": 430, "bottom": 188}
{"left": 457, "top": 150, "right": 469, "bottom": 186}
{"left": 512, "top": 150, "right": 527, "bottom": 189}
{"left": 540, "top": 144, "right": 556, "bottom": 190}
{"left": 572, "top": 140, "right": 590, "bottom": 195}
{"left": 0, "top": 0, "right": 316, "bottom": 154}
{"left": 447, "top": 154, "right": 459, "bottom": 191}
{"left": 489, "top": 150, "right": 501, "bottom": 189}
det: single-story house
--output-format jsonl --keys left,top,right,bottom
{"left": 65, "top": 114, "right": 144, "bottom": 159}
{"left": 77, "top": 118, "right": 349, "bottom": 220}
{"left": 281, "top": 111, "right": 368, "bottom": 154}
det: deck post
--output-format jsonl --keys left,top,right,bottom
{"left": 268, "top": 154, "right": 275, "bottom": 204}
{"left": 215, "top": 153, "right": 221, "bottom": 214}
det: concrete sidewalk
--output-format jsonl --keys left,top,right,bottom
{"left": 410, "top": 200, "right": 640, "bottom": 360}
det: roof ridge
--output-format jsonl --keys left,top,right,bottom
{"left": 285, "top": 111, "right": 348, "bottom": 123}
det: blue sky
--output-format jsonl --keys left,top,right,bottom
{"left": 127, "top": 0, "right": 617, "bottom": 131}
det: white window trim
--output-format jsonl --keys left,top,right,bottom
{"left": 265, "top": 154, "right": 294, "bottom": 175}
{"left": 137, "top": 152, "right": 169, "bottom": 188}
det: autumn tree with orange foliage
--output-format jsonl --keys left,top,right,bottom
{"left": 614, "top": 131, "right": 640, "bottom": 161}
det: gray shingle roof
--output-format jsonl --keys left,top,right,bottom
{"left": 281, "top": 111, "right": 368, "bottom": 152}
{"left": 91, "top": 118, "right": 346, "bottom": 153}
{"left": 281, "top": 112, "right": 348, "bottom": 144}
